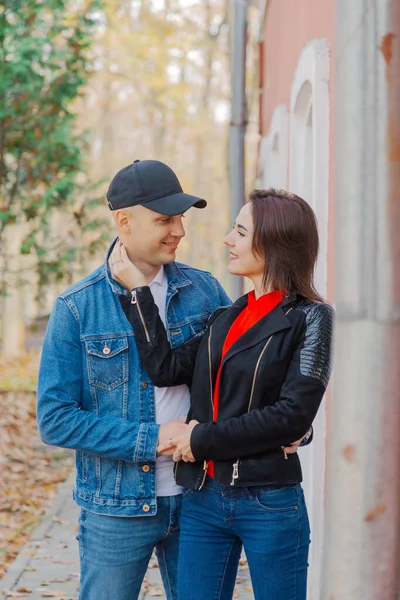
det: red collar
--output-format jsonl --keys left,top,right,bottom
{"left": 247, "top": 289, "right": 286, "bottom": 315}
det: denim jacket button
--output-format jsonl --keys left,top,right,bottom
{"left": 142, "top": 381, "right": 148, "bottom": 389}
{"left": 102, "top": 346, "right": 111, "bottom": 355}
{"left": 142, "top": 504, "right": 150, "bottom": 512}
{"left": 142, "top": 464, "right": 150, "bottom": 473}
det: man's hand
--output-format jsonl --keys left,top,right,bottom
{"left": 158, "top": 423, "right": 306, "bottom": 462}
{"left": 158, "top": 419, "right": 188, "bottom": 456}
{"left": 158, "top": 420, "right": 199, "bottom": 462}
{"left": 109, "top": 241, "right": 147, "bottom": 290}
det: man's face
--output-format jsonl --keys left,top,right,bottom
{"left": 117, "top": 204, "right": 186, "bottom": 267}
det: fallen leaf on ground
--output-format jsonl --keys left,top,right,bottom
{"left": 52, "top": 517, "right": 70, "bottom": 525}
{"left": 0, "top": 382, "right": 73, "bottom": 579}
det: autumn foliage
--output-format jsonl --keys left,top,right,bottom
{"left": 0, "top": 0, "right": 108, "bottom": 292}
{"left": 0, "top": 355, "right": 73, "bottom": 578}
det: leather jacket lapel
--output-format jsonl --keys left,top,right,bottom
{"left": 221, "top": 304, "right": 293, "bottom": 366}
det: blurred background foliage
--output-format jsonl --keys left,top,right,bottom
{"left": 77, "top": 0, "right": 235, "bottom": 287}
{"left": 0, "top": 0, "right": 259, "bottom": 355}
{"left": 0, "top": 0, "right": 108, "bottom": 291}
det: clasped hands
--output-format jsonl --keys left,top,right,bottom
{"left": 158, "top": 419, "right": 305, "bottom": 463}
{"left": 158, "top": 419, "right": 199, "bottom": 463}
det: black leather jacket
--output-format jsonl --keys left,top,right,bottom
{"left": 121, "top": 289, "right": 334, "bottom": 490}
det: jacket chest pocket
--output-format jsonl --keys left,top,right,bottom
{"left": 85, "top": 337, "right": 129, "bottom": 391}
{"left": 169, "top": 315, "right": 209, "bottom": 347}
{"left": 189, "top": 317, "right": 208, "bottom": 337}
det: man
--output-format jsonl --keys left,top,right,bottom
{"left": 37, "top": 159, "right": 231, "bottom": 600}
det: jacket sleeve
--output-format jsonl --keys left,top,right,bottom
{"left": 120, "top": 287, "right": 206, "bottom": 387}
{"left": 37, "top": 297, "right": 159, "bottom": 463}
{"left": 300, "top": 426, "right": 313, "bottom": 446}
{"left": 214, "top": 278, "right": 231, "bottom": 308}
{"left": 191, "top": 303, "right": 334, "bottom": 461}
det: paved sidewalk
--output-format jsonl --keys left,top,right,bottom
{"left": 1, "top": 474, "right": 253, "bottom": 599}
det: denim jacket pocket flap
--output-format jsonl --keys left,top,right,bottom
{"left": 86, "top": 336, "right": 129, "bottom": 391}
{"left": 189, "top": 315, "right": 209, "bottom": 336}
{"left": 86, "top": 337, "right": 128, "bottom": 359}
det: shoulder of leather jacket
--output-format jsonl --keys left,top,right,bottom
{"left": 208, "top": 306, "right": 230, "bottom": 327}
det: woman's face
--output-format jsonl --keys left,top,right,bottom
{"left": 223, "top": 203, "right": 264, "bottom": 279}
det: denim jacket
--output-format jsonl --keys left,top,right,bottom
{"left": 37, "top": 241, "right": 230, "bottom": 517}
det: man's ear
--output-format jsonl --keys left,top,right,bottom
{"left": 114, "top": 209, "right": 131, "bottom": 233}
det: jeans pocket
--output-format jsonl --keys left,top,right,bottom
{"left": 301, "top": 492, "right": 311, "bottom": 534}
{"left": 182, "top": 487, "right": 194, "bottom": 499}
{"left": 248, "top": 485, "right": 299, "bottom": 512}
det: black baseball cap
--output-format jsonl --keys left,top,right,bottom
{"left": 107, "top": 159, "right": 207, "bottom": 215}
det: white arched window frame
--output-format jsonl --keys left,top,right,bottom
{"left": 289, "top": 38, "right": 330, "bottom": 600}
{"left": 290, "top": 39, "right": 330, "bottom": 294}
{"left": 258, "top": 104, "right": 289, "bottom": 190}
{"left": 291, "top": 81, "right": 313, "bottom": 204}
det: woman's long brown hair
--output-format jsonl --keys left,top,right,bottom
{"left": 249, "top": 189, "right": 324, "bottom": 302}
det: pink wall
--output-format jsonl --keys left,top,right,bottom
{"left": 260, "top": 1, "right": 334, "bottom": 136}
{"left": 259, "top": 0, "right": 336, "bottom": 302}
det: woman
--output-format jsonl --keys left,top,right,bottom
{"left": 110, "top": 189, "right": 334, "bottom": 600}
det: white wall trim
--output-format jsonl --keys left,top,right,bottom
{"left": 289, "top": 37, "right": 330, "bottom": 293}
{"left": 258, "top": 103, "right": 289, "bottom": 190}
{"left": 289, "top": 37, "right": 330, "bottom": 600}
{"left": 258, "top": 0, "right": 269, "bottom": 40}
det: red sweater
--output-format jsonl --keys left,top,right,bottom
{"left": 207, "top": 289, "right": 285, "bottom": 477}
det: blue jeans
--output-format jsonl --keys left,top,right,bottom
{"left": 77, "top": 495, "right": 181, "bottom": 600}
{"left": 178, "top": 478, "right": 310, "bottom": 600}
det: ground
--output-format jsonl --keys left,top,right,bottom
{"left": 0, "top": 380, "right": 73, "bottom": 580}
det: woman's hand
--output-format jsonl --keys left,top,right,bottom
{"left": 157, "top": 421, "right": 304, "bottom": 462}
{"left": 281, "top": 434, "right": 306, "bottom": 457}
{"left": 158, "top": 419, "right": 188, "bottom": 456}
{"left": 108, "top": 241, "right": 147, "bottom": 290}
{"left": 157, "top": 420, "right": 199, "bottom": 463}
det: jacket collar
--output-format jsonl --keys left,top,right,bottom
{"left": 163, "top": 262, "right": 193, "bottom": 292}
{"left": 282, "top": 292, "right": 298, "bottom": 307}
{"left": 210, "top": 292, "right": 293, "bottom": 366}
{"left": 104, "top": 238, "right": 193, "bottom": 296}
{"left": 230, "top": 290, "right": 298, "bottom": 309}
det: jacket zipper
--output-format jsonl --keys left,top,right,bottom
{"left": 131, "top": 290, "right": 151, "bottom": 343}
{"left": 198, "top": 325, "right": 214, "bottom": 490}
{"left": 230, "top": 334, "right": 273, "bottom": 486}
{"left": 230, "top": 307, "right": 294, "bottom": 486}
{"left": 208, "top": 325, "right": 214, "bottom": 413}
{"left": 198, "top": 460, "right": 209, "bottom": 490}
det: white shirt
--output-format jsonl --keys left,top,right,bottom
{"left": 149, "top": 266, "right": 190, "bottom": 496}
